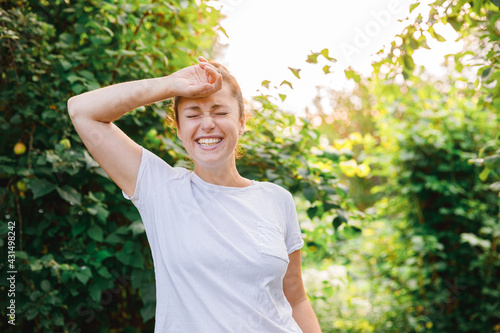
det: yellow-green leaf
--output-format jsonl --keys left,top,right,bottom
{"left": 288, "top": 67, "right": 301, "bottom": 79}
{"left": 280, "top": 80, "right": 293, "bottom": 89}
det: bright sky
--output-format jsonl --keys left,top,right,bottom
{"left": 210, "top": 0, "right": 462, "bottom": 114}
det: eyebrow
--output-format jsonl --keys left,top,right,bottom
{"left": 182, "top": 104, "right": 226, "bottom": 112}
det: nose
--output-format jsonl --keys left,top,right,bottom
{"left": 200, "top": 113, "right": 215, "bottom": 132}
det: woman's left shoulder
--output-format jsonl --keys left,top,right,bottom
{"left": 255, "top": 181, "right": 294, "bottom": 202}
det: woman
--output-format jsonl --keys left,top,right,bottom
{"left": 68, "top": 56, "right": 322, "bottom": 332}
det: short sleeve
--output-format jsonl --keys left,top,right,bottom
{"left": 121, "top": 146, "right": 176, "bottom": 210}
{"left": 284, "top": 195, "right": 304, "bottom": 254}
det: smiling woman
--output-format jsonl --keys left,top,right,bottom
{"left": 176, "top": 83, "right": 247, "bottom": 186}
{"left": 67, "top": 57, "right": 322, "bottom": 333}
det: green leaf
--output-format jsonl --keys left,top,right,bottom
{"left": 479, "top": 167, "right": 491, "bottom": 181}
{"left": 332, "top": 210, "right": 348, "bottom": 229}
{"left": 288, "top": 67, "right": 301, "bottom": 79}
{"left": 16, "top": 251, "right": 28, "bottom": 260}
{"left": 306, "top": 52, "right": 319, "bottom": 63}
{"left": 97, "top": 266, "right": 112, "bottom": 278}
{"left": 94, "top": 250, "right": 112, "bottom": 262}
{"left": 72, "top": 221, "right": 86, "bottom": 237}
{"left": 122, "top": 241, "right": 135, "bottom": 253}
{"left": 140, "top": 303, "right": 156, "bottom": 322}
{"left": 490, "top": 181, "right": 500, "bottom": 192}
{"left": 323, "top": 65, "right": 331, "bottom": 74}
{"left": 280, "top": 80, "right": 293, "bottom": 89}
{"left": 261, "top": 80, "right": 270, "bottom": 88}
{"left": 307, "top": 206, "right": 318, "bottom": 219}
{"left": 434, "top": 32, "right": 446, "bottom": 42}
{"left": 26, "top": 308, "right": 38, "bottom": 321}
{"left": 344, "top": 69, "right": 361, "bottom": 83}
{"left": 218, "top": 25, "right": 229, "bottom": 38}
{"left": 56, "top": 185, "right": 82, "bottom": 205}
{"left": 461, "top": 233, "right": 491, "bottom": 249}
{"left": 40, "top": 280, "right": 51, "bottom": 292}
{"left": 71, "top": 83, "right": 85, "bottom": 94}
{"left": 420, "top": 38, "right": 431, "bottom": 49}
{"left": 303, "top": 186, "right": 317, "bottom": 202}
{"left": 75, "top": 268, "right": 92, "bottom": 285}
{"left": 130, "top": 221, "right": 145, "bottom": 236}
{"left": 78, "top": 70, "right": 95, "bottom": 81}
{"left": 59, "top": 59, "right": 72, "bottom": 70}
{"left": 0, "top": 164, "right": 15, "bottom": 175}
{"left": 129, "top": 251, "right": 145, "bottom": 269}
{"left": 481, "top": 67, "right": 492, "bottom": 79}
{"left": 323, "top": 285, "right": 334, "bottom": 297}
{"left": 87, "top": 225, "right": 104, "bottom": 242}
{"left": 323, "top": 200, "right": 340, "bottom": 212}
{"left": 104, "top": 233, "right": 123, "bottom": 244}
{"left": 116, "top": 251, "right": 130, "bottom": 265}
{"left": 66, "top": 74, "right": 81, "bottom": 84}
{"left": 320, "top": 48, "right": 336, "bottom": 62}
{"left": 341, "top": 225, "right": 362, "bottom": 239}
{"left": 484, "top": 154, "right": 500, "bottom": 168}
{"left": 279, "top": 94, "right": 287, "bottom": 102}
{"left": 96, "top": 205, "right": 110, "bottom": 223}
{"left": 410, "top": 2, "right": 420, "bottom": 13}
{"left": 88, "top": 283, "right": 102, "bottom": 303}
{"left": 27, "top": 178, "right": 57, "bottom": 199}
{"left": 403, "top": 54, "right": 415, "bottom": 71}
{"left": 119, "top": 49, "right": 137, "bottom": 56}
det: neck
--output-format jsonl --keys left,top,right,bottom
{"left": 194, "top": 159, "right": 251, "bottom": 187}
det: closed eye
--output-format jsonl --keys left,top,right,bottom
{"left": 215, "top": 112, "right": 228, "bottom": 116}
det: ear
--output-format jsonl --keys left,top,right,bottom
{"left": 239, "top": 114, "right": 246, "bottom": 136}
{"left": 176, "top": 125, "right": 182, "bottom": 141}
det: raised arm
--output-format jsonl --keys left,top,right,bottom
{"left": 67, "top": 57, "right": 222, "bottom": 198}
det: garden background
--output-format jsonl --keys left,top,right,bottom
{"left": 0, "top": 0, "right": 499, "bottom": 332}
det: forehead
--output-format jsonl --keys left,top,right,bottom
{"left": 178, "top": 85, "right": 237, "bottom": 112}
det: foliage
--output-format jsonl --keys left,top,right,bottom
{"left": 369, "top": 2, "right": 500, "bottom": 330}
{"left": 293, "top": 1, "right": 500, "bottom": 332}
{"left": 304, "top": 0, "right": 500, "bottom": 332}
{"left": 373, "top": 0, "right": 500, "bottom": 191}
{"left": 370, "top": 71, "right": 499, "bottom": 332}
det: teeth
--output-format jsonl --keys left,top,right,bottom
{"left": 197, "top": 138, "right": 222, "bottom": 146}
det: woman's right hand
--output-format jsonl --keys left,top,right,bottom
{"left": 168, "top": 56, "right": 223, "bottom": 98}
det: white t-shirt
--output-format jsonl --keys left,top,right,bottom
{"left": 122, "top": 146, "right": 304, "bottom": 332}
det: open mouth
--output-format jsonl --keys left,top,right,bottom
{"left": 197, "top": 138, "right": 222, "bottom": 147}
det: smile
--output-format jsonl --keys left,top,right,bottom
{"left": 197, "top": 138, "right": 222, "bottom": 147}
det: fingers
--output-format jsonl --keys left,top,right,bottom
{"left": 199, "top": 61, "right": 221, "bottom": 84}
{"left": 205, "top": 65, "right": 219, "bottom": 84}
{"left": 189, "top": 57, "right": 223, "bottom": 97}
{"left": 212, "top": 71, "right": 223, "bottom": 91}
{"left": 194, "top": 75, "right": 222, "bottom": 98}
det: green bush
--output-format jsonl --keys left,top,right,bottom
{"left": 301, "top": 1, "right": 500, "bottom": 331}
{"left": 371, "top": 71, "right": 499, "bottom": 331}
